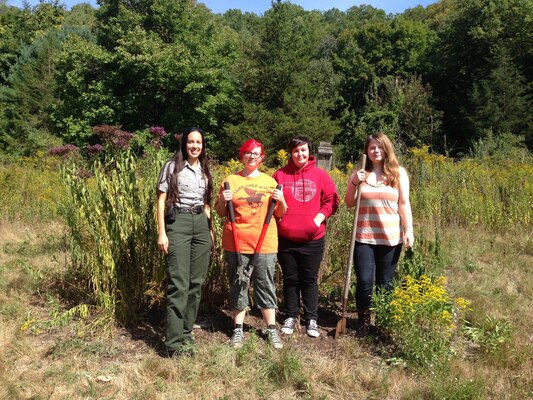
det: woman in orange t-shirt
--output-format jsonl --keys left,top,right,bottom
{"left": 215, "top": 139, "right": 287, "bottom": 349}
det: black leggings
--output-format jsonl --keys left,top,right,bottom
{"left": 278, "top": 236, "right": 325, "bottom": 320}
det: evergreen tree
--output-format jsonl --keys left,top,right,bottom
{"left": 428, "top": 0, "right": 532, "bottom": 152}
{"left": 469, "top": 50, "right": 532, "bottom": 146}
{"left": 0, "top": 29, "right": 63, "bottom": 154}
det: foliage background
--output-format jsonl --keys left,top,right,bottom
{"left": 0, "top": 0, "right": 531, "bottom": 160}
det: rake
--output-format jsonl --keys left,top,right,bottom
{"left": 335, "top": 154, "right": 366, "bottom": 338}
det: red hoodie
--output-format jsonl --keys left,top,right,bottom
{"left": 273, "top": 156, "right": 339, "bottom": 243}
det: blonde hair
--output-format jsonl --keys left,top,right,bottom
{"left": 364, "top": 132, "right": 400, "bottom": 188}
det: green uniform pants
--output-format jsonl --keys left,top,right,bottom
{"left": 164, "top": 212, "right": 211, "bottom": 352}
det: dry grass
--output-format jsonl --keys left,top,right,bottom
{"left": 445, "top": 228, "right": 532, "bottom": 334}
{"left": 0, "top": 222, "right": 531, "bottom": 399}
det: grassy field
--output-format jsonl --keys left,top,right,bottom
{"left": 0, "top": 152, "right": 532, "bottom": 399}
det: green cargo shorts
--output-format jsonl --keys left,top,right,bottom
{"left": 225, "top": 251, "right": 278, "bottom": 311}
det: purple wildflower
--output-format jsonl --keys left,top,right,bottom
{"left": 113, "top": 130, "right": 134, "bottom": 150}
{"left": 92, "top": 125, "right": 134, "bottom": 150}
{"left": 92, "top": 125, "right": 120, "bottom": 141}
{"left": 76, "top": 167, "right": 93, "bottom": 179}
{"left": 85, "top": 143, "right": 104, "bottom": 155}
{"left": 149, "top": 138, "right": 162, "bottom": 150}
{"left": 49, "top": 144, "right": 79, "bottom": 157}
{"left": 149, "top": 126, "right": 167, "bottom": 139}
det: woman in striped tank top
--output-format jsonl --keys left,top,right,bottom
{"left": 344, "top": 132, "right": 414, "bottom": 328}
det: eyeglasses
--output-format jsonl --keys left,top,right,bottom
{"left": 243, "top": 152, "right": 262, "bottom": 158}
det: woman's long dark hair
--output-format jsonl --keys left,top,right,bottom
{"left": 166, "top": 127, "right": 213, "bottom": 206}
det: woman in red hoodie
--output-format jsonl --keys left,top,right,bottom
{"left": 273, "top": 136, "right": 339, "bottom": 338}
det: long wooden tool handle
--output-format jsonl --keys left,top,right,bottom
{"left": 224, "top": 181, "right": 242, "bottom": 266}
{"left": 340, "top": 154, "right": 366, "bottom": 315}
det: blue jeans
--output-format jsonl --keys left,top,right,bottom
{"left": 354, "top": 242, "right": 402, "bottom": 311}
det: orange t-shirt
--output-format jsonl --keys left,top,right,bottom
{"left": 220, "top": 172, "right": 279, "bottom": 254}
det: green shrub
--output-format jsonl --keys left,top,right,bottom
{"left": 373, "top": 275, "right": 469, "bottom": 368}
{"left": 463, "top": 314, "right": 512, "bottom": 354}
{"left": 396, "top": 225, "right": 445, "bottom": 279}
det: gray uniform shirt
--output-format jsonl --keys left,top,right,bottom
{"left": 157, "top": 160, "right": 206, "bottom": 207}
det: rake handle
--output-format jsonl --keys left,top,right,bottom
{"left": 340, "top": 154, "right": 366, "bottom": 319}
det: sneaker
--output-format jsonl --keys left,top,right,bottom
{"left": 306, "top": 319, "right": 320, "bottom": 338}
{"left": 265, "top": 327, "right": 283, "bottom": 349}
{"left": 281, "top": 317, "right": 297, "bottom": 335}
{"left": 230, "top": 327, "right": 244, "bottom": 348}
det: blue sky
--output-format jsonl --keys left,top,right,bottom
{"left": 6, "top": 0, "right": 436, "bottom": 15}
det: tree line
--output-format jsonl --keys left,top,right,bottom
{"left": 0, "top": 0, "right": 531, "bottom": 162}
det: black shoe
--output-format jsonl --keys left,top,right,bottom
{"left": 161, "top": 348, "right": 179, "bottom": 358}
{"left": 358, "top": 309, "right": 371, "bottom": 327}
{"left": 163, "top": 340, "right": 197, "bottom": 358}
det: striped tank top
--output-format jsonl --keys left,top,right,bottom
{"left": 355, "top": 181, "right": 403, "bottom": 246}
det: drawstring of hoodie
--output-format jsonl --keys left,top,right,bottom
{"left": 302, "top": 167, "right": 306, "bottom": 203}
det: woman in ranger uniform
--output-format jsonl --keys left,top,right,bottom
{"left": 156, "top": 127, "right": 213, "bottom": 356}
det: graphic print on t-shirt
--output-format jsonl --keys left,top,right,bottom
{"left": 283, "top": 179, "right": 317, "bottom": 202}
{"left": 231, "top": 182, "right": 271, "bottom": 215}
{"left": 239, "top": 187, "right": 267, "bottom": 214}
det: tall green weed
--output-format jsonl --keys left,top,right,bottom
{"left": 463, "top": 314, "right": 512, "bottom": 354}
{"left": 61, "top": 147, "right": 168, "bottom": 323}
{"left": 396, "top": 225, "right": 446, "bottom": 279}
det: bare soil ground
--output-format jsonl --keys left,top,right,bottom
{"left": 122, "top": 303, "right": 371, "bottom": 358}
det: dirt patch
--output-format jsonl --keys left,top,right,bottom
{"left": 122, "top": 304, "right": 369, "bottom": 358}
